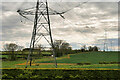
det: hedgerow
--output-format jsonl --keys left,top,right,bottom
{"left": 2, "top": 69, "right": 120, "bottom": 79}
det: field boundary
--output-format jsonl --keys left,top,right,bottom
{"left": 1, "top": 68, "right": 120, "bottom": 70}
{"left": 16, "top": 63, "right": 76, "bottom": 65}
{"left": 15, "top": 54, "right": 72, "bottom": 65}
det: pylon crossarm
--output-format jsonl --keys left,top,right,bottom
{"left": 18, "top": 12, "right": 34, "bottom": 22}
{"left": 18, "top": 9, "right": 63, "bottom": 15}
{"left": 24, "top": 7, "right": 36, "bottom": 11}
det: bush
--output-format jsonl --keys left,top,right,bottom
{"left": 2, "top": 69, "right": 120, "bottom": 79}
{"left": 99, "top": 61, "right": 109, "bottom": 64}
{"left": 77, "top": 63, "right": 91, "bottom": 65}
{"left": 99, "top": 61, "right": 120, "bottom": 64}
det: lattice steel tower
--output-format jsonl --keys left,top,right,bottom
{"left": 17, "top": 0, "right": 65, "bottom": 68}
{"left": 103, "top": 29, "right": 108, "bottom": 52}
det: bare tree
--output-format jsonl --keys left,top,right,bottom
{"left": 54, "top": 40, "right": 72, "bottom": 57}
{"left": 3, "top": 43, "right": 18, "bottom": 51}
{"left": 88, "top": 46, "right": 93, "bottom": 51}
{"left": 93, "top": 46, "right": 99, "bottom": 51}
{"left": 3, "top": 43, "right": 19, "bottom": 60}
{"left": 81, "top": 45, "right": 87, "bottom": 52}
{"left": 88, "top": 46, "right": 99, "bottom": 51}
{"left": 54, "top": 40, "right": 64, "bottom": 49}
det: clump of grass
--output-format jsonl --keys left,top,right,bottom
{"left": 99, "top": 61, "right": 109, "bottom": 64}
{"left": 77, "top": 62, "right": 91, "bottom": 65}
{"left": 99, "top": 61, "right": 120, "bottom": 64}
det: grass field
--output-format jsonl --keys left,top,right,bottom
{"left": 0, "top": 55, "right": 22, "bottom": 58}
{"left": 1, "top": 51, "right": 120, "bottom": 69}
{"left": 0, "top": 51, "right": 52, "bottom": 59}
{"left": 37, "top": 51, "right": 119, "bottom": 64}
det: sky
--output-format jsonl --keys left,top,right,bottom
{"left": 0, "top": 1, "right": 119, "bottom": 51}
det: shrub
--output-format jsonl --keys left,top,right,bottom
{"left": 99, "top": 62, "right": 109, "bottom": 64}
{"left": 77, "top": 63, "right": 91, "bottom": 65}
{"left": 2, "top": 69, "right": 120, "bottom": 79}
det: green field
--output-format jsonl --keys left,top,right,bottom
{"left": 0, "top": 55, "right": 22, "bottom": 58}
{"left": 1, "top": 51, "right": 120, "bottom": 69}
{"left": 1, "top": 51, "right": 52, "bottom": 55}
{"left": 37, "top": 51, "right": 119, "bottom": 64}
{"left": 0, "top": 51, "right": 52, "bottom": 59}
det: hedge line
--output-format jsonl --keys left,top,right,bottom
{"left": 1, "top": 69, "right": 120, "bottom": 79}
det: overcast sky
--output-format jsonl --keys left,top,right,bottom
{"left": 1, "top": 1, "right": 119, "bottom": 51}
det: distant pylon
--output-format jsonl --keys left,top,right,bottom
{"left": 103, "top": 29, "right": 108, "bottom": 51}
{"left": 111, "top": 41, "right": 113, "bottom": 51}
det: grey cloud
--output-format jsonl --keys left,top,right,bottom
{"left": 1, "top": 2, "right": 118, "bottom": 49}
{"left": 2, "top": 27, "right": 32, "bottom": 41}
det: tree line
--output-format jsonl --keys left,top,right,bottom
{"left": 2, "top": 40, "right": 99, "bottom": 60}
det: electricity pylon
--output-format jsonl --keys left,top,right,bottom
{"left": 17, "top": 0, "right": 65, "bottom": 68}
{"left": 103, "top": 29, "right": 108, "bottom": 51}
